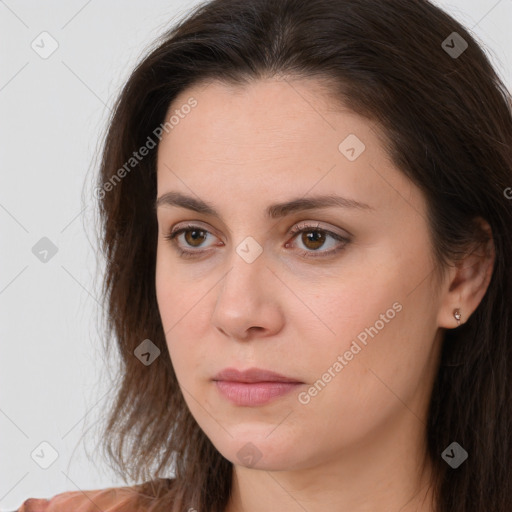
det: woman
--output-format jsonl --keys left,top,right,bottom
{"left": 15, "top": 0, "right": 512, "bottom": 510}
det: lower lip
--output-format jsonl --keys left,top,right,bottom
{"left": 214, "top": 380, "right": 302, "bottom": 406}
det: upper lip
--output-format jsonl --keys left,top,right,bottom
{"left": 213, "top": 367, "right": 303, "bottom": 383}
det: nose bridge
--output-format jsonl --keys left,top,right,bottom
{"left": 210, "top": 234, "right": 282, "bottom": 337}
{"left": 221, "top": 235, "right": 268, "bottom": 298}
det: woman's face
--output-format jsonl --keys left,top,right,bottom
{"left": 155, "top": 77, "right": 446, "bottom": 471}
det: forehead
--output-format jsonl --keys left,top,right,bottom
{"left": 158, "top": 79, "right": 374, "bottom": 179}
{"left": 160, "top": 77, "right": 360, "bottom": 148}
{"left": 155, "top": 78, "right": 422, "bottom": 223}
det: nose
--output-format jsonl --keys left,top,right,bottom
{"left": 210, "top": 245, "right": 285, "bottom": 341}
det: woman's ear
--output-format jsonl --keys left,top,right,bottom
{"left": 437, "top": 217, "right": 495, "bottom": 329}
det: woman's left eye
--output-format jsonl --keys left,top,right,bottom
{"left": 163, "top": 222, "right": 350, "bottom": 259}
{"left": 286, "top": 222, "right": 350, "bottom": 258}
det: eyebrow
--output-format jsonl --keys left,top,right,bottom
{"left": 155, "top": 191, "right": 374, "bottom": 220}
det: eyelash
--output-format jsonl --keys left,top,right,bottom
{"left": 163, "top": 222, "right": 350, "bottom": 260}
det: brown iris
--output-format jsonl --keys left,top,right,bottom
{"left": 184, "top": 228, "right": 208, "bottom": 247}
{"left": 301, "top": 230, "right": 326, "bottom": 250}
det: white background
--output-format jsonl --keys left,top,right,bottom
{"left": 1, "top": 0, "right": 511, "bottom": 509}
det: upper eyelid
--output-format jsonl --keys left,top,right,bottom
{"left": 169, "top": 221, "right": 221, "bottom": 239}
{"left": 167, "top": 222, "right": 349, "bottom": 245}
{"left": 167, "top": 219, "right": 349, "bottom": 236}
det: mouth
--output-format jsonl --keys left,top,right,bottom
{"left": 212, "top": 367, "right": 304, "bottom": 406}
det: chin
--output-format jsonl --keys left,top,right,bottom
{"left": 210, "top": 427, "right": 311, "bottom": 470}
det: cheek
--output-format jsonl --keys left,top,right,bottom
{"left": 296, "top": 272, "right": 398, "bottom": 353}
{"left": 303, "top": 276, "right": 437, "bottom": 424}
{"left": 155, "top": 246, "right": 168, "bottom": 311}
{"left": 155, "top": 248, "right": 196, "bottom": 330}
{"left": 155, "top": 254, "right": 188, "bottom": 372}
{"left": 294, "top": 269, "right": 412, "bottom": 391}
{"left": 155, "top": 257, "right": 212, "bottom": 382}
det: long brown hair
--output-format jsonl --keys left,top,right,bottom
{"left": 93, "top": 0, "right": 512, "bottom": 510}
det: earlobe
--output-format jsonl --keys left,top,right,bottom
{"left": 438, "top": 218, "right": 495, "bottom": 329}
{"left": 453, "top": 307, "right": 461, "bottom": 326}
{"left": 438, "top": 304, "right": 463, "bottom": 329}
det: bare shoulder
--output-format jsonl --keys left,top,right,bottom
{"left": 14, "top": 478, "right": 174, "bottom": 512}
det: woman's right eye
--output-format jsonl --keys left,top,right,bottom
{"left": 164, "top": 224, "right": 218, "bottom": 258}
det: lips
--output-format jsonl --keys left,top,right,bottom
{"left": 212, "top": 367, "right": 304, "bottom": 406}
{"left": 212, "top": 367, "right": 303, "bottom": 384}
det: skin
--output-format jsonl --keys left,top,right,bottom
{"left": 154, "top": 77, "right": 495, "bottom": 512}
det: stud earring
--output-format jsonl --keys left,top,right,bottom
{"left": 453, "top": 308, "right": 461, "bottom": 326}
